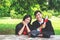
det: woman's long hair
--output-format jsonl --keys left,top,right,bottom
{"left": 23, "top": 14, "right": 32, "bottom": 25}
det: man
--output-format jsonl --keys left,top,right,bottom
{"left": 32, "top": 10, "right": 55, "bottom": 38}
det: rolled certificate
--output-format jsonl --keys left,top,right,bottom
{"left": 44, "top": 16, "right": 48, "bottom": 24}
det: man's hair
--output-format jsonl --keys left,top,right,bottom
{"left": 34, "top": 10, "right": 42, "bottom": 16}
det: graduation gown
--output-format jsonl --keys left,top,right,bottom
{"left": 32, "top": 19, "right": 55, "bottom": 38}
{"left": 15, "top": 23, "right": 32, "bottom": 35}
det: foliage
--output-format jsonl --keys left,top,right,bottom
{"left": 0, "top": 0, "right": 60, "bottom": 18}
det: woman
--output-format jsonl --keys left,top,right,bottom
{"left": 15, "top": 15, "right": 32, "bottom": 35}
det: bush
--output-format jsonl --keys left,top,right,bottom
{"left": 42, "top": 10, "right": 53, "bottom": 18}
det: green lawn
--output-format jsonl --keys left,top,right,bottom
{"left": 50, "top": 17, "right": 60, "bottom": 35}
{"left": 0, "top": 17, "right": 60, "bottom": 35}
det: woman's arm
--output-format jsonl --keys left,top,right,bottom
{"left": 26, "top": 24, "right": 31, "bottom": 33}
{"left": 18, "top": 25, "right": 25, "bottom": 35}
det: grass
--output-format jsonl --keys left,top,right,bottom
{"left": 0, "top": 17, "right": 60, "bottom": 35}
{"left": 50, "top": 17, "right": 60, "bottom": 35}
{"left": 0, "top": 17, "right": 21, "bottom": 34}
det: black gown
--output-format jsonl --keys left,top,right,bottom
{"left": 32, "top": 19, "right": 55, "bottom": 38}
{"left": 15, "top": 23, "right": 32, "bottom": 35}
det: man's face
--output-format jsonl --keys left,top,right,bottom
{"left": 35, "top": 12, "right": 42, "bottom": 21}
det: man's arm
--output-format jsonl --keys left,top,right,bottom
{"left": 45, "top": 20, "right": 55, "bottom": 35}
{"left": 37, "top": 20, "right": 55, "bottom": 37}
{"left": 42, "top": 20, "right": 55, "bottom": 38}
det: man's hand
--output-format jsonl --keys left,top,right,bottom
{"left": 38, "top": 34, "right": 43, "bottom": 37}
{"left": 41, "top": 23, "right": 46, "bottom": 28}
{"left": 37, "top": 23, "right": 46, "bottom": 31}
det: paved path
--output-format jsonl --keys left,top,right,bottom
{"left": 0, "top": 35, "right": 60, "bottom": 40}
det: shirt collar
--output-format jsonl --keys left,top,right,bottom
{"left": 39, "top": 19, "right": 43, "bottom": 24}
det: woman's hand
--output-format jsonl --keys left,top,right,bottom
{"left": 25, "top": 24, "right": 31, "bottom": 33}
{"left": 22, "top": 21, "right": 31, "bottom": 33}
{"left": 22, "top": 21, "right": 27, "bottom": 26}
{"left": 22, "top": 21, "right": 25, "bottom": 25}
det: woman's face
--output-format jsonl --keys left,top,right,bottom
{"left": 24, "top": 17, "right": 30, "bottom": 24}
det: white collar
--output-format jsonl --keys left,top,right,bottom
{"left": 39, "top": 19, "right": 43, "bottom": 24}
